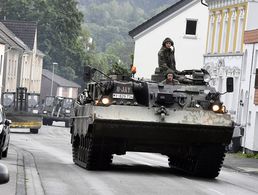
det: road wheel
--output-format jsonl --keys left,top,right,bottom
{"left": 30, "top": 129, "right": 39, "bottom": 134}
{"left": 2, "top": 147, "right": 8, "bottom": 158}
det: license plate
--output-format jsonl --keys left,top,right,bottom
{"left": 112, "top": 93, "right": 134, "bottom": 99}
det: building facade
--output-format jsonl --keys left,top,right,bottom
{"left": 241, "top": 29, "right": 258, "bottom": 152}
{"left": 129, "top": 0, "right": 209, "bottom": 78}
{"left": 41, "top": 69, "right": 80, "bottom": 101}
{"left": 0, "top": 39, "right": 5, "bottom": 96}
{"left": 1, "top": 20, "right": 44, "bottom": 94}
{"left": 0, "top": 21, "right": 28, "bottom": 94}
{"left": 204, "top": 0, "right": 258, "bottom": 152}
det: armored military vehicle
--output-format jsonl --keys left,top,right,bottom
{"left": 42, "top": 96, "right": 74, "bottom": 127}
{"left": 70, "top": 66, "right": 234, "bottom": 178}
{"left": 2, "top": 87, "right": 42, "bottom": 134}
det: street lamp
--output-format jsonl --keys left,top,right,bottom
{"left": 50, "top": 62, "right": 58, "bottom": 96}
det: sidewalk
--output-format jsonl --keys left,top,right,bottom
{"left": 223, "top": 153, "right": 258, "bottom": 176}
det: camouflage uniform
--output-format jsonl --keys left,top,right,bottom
{"left": 162, "top": 78, "right": 180, "bottom": 85}
{"left": 158, "top": 37, "right": 177, "bottom": 76}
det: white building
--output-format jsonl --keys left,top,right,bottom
{"left": 0, "top": 22, "right": 27, "bottom": 93}
{"left": 129, "top": 0, "right": 209, "bottom": 78}
{"left": 0, "top": 38, "right": 5, "bottom": 97}
{"left": 204, "top": 0, "right": 258, "bottom": 152}
{"left": 1, "top": 20, "right": 44, "bottom": 93}
{"left": 241, "top": 29, "right": 258, "bottom": 152}
{"left": 0, "top": 21, "right": 44, "bottom": 95}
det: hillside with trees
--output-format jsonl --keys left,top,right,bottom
{"left": 78, "top": 0, "right": 178, "bottom": 67}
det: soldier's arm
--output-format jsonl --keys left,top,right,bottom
{"left": 158, "top": 51, "right": 168, "bottom": 68}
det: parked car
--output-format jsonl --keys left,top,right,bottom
{"left": 0, "top": 105, "right": 11, "bottom": 159}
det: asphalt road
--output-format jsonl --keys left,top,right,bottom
{"left": 1, "top": 123, "right": 258, "bottom": 195}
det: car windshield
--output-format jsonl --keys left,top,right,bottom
{"left": 3, "top": 94, "right": 15, "bottom": 107}
{"left": 28, "top": 95, "right": 39, "bottom": 107}
{"left": 63, "top": 99, "right": 73, "bottom": 108}
{"left": 45, "top": 97, "right": 55, "bottom": 106}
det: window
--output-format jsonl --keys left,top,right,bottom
{"left": 228, "top": 8, "right": 236, "bottom": 52}
{"left": 185, "top": 19, "right": 197, "bottom": 35}
{"left": 207, "top": 14, "right": 214, "bottom": 53}
{"left": 221, "top": 10, "right": 229, "bottom": 53}
{"left": 255, "top": 69, "right": 258, "bottom": 89}
{"left": 214, "top": 12, "right": 221, "bottom": 53}
{"left": 236, "top": 8, "right": 245, "bottom": 52}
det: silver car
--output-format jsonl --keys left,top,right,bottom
{"left": 0, "top": 105, "right": 11, "bottom": 159}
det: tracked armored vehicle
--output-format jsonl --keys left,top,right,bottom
{"left": 70, "top": 66, "right": 234, "bottom": 178}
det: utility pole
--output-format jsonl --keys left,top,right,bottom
{"left": 50, "top": 62, "right": 58, "bottom": 96}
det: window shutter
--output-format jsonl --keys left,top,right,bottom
{"left": 255, "top": 69, "right": 258, "bottom": 89}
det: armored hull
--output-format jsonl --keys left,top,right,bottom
{"left": 73, "top": 105, "right": 233, "bottom": 145}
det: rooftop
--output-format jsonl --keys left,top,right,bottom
{"left": 0, "top": 20, "right": 37, "bottom": 49}
{"left": 42, "top": 69, "right": 81, "bottom": 88}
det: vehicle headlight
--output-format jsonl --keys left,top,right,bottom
{"left": 101, "top": 97, "right": 110, "bottom": 105}
{"left": 65, "top": 109, "right": 71, "bottom": 114}
{"left": 204, "top": 74, "right": 211, "bottom": 83}
{"left": 211, "top": 103, "right": 227, "bottom": 113}
{"left": 212, "top": 104, "right": 220, "bottom": 112}
{"left": 32, "top": 110, "right": 39, "bottom": 114}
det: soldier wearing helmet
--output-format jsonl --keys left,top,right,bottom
{"left": 158, "top": 37, "right": 177, "bottom": 76}
{"left": 162, "top": 70, "right": 179, "bottom": 85}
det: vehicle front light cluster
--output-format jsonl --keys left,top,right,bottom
{"left": 211, "top": 103, "right": 227, "bottom": 113}
{"left": 95, "top": 96, "right": 111, "bottom": 106}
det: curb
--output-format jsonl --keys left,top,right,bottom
{"left": 222, "top": 164, "right": 258, "bottom": 176}
{"left": 12, "top": 145, "right": 45, "bottom": 195}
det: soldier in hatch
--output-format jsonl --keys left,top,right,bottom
{"left": 158, "top": 37, "right": 178, "bottom": 76}
{"left": 162, "top": 71, "right": 179, "bottom": 85}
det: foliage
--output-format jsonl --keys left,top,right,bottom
{"left": 237, "top": 152, "right": 258, "bottom": 159}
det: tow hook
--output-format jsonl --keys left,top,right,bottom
{"left": 156, "top": 106, "right": 167, "bottom": 121}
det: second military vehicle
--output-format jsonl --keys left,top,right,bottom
{"left": 2, "top": 87, "right": 42, "bottom": 134}
{"left": 70, "top": 66, "right": 234, "bottom": 178}
{"left": 42, "top": 96, "right": 74, "bottom": 127}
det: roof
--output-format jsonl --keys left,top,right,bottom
{"left": 0, "top": 36, "right": 6, "bottom": 44}
{"left": 42, "top": 69, "right": 81, "bottom": 88}
{"left": 0, "top": 22, "right": 29, "bottom": 50}
{"left": 244, "top": 29, "right": 258, "bottom": 44}
{"left": 129, "top": 0, "right": 193, "bottom": 38}
{"left": 0, "top": 20, "right": 37, "bottom": 49}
